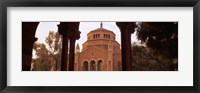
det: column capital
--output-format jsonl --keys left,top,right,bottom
{"left": 69, "top": 30, "right": 81, "bottom": 40}
{"left": 116, "top": 22, "right": 137, "bottom": 34}
{"left": 57, "top": 24, "right": 68, "bottom": 37}
{"left": 57, "top": 22, "right": 80, "bottom": 37}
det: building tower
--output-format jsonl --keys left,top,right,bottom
{"left": 74, "top": 43, "right": 80, "bottom": 71}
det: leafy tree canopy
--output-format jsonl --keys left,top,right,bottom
{"left": 32, "top": 31, "right": 62, "bottom": 71}
{"left": 131, "top": 43, "right": 178, "bottom": 71}
{"left": 137, "top": 22, "right": 178, "bottom": 59}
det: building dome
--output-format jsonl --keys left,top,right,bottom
{"left": 88, "top": 28, "right": 115, "bottom": 39}
{"left": 82, "top": 23, "right": 120, "bottom": 52}
{"left": 87, "top": 27, "right": 116, "bottom": 41}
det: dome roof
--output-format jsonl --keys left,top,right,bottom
{"left": 87, "top": 27, "right": 115, "bottom": 36}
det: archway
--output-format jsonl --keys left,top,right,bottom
{"left": 97, "top": 60, "right": 103, "bottom": 71}
{"left": 22, "top": 22, "right": 39, "bottom": 71}
{"left": 32, "top": 22, "right": 60, "bottom": 71}
{"left": 82, "top": 61, "right": 89, "bottom": 71}
{"left": 90, "top": 61, "right": 96, "bottom": 71}
{"left": 22, "top": 22, "right": 80, "bottom": 71}
{"left": 22, "top": 22, "right": 136, "bottom": 71}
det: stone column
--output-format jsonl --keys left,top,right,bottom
{"left": 22, "top": 36, "right": 37, "bottom": 71}
{"left": 96, "top": 62, "right": 98, "bottom": 71}
{"left": 68, "top": 30, "right": 81, "bottom": 71}
{"left": 57, "top": 23, "right": 69, "bottom": 71}
{"left": 22, "top": 22, "right": 39, "bottom": 71}
{"left": 68, "top": 38, "right": 76, "bottom": 71}
{"left": 116, "top": 22, "right": 136, "bottom": 71}
{"left": 88, "top": 63, "right": 90, "bottom": 71}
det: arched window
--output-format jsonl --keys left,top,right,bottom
{"left": 96, "top": 34, "right": 98, "bottom": 38}
{"left": 90, "top": 61, "right": 96, "bottom": 71}
{"left": 83, "top": 61, "right": 89, "bottom": 71}
{"left": 93, "top": 34, "right": 95, "bottom": 39}
{"left": 98, "top": 34, "right": 100, "bottom": 38}
{"left": 97, "top": 60, "right": 103, "bottom": 71}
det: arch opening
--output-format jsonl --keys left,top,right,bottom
{"left": 90, "top": 61, "right": 96, "bottom": 71}
{"left": 97, "top": 60, "right": 103, "bottom": 71}
{"left": 83, "top": 61, "right": 89, "bottom": 71}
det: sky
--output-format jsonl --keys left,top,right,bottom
{"left": 35, "top": 22, "right": 138, "bottom": 51}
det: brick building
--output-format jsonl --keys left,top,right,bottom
{"left": 74, "top": 23, "right": 122, "bottom": 71}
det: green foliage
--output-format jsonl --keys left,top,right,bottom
{"left": 32, "top": 42, "right": 52, "bottom": 71}
{"left": 32, "top": 31, "right": 62, "bottom": 71}
{"left": 131, "top": 43, "right": 178, "bottom": 71}
{"left": 137, "top": 22, "right": 178, "bottom": 59}
{"left": 45, "top": 31, "right": 62, "bottom": 70}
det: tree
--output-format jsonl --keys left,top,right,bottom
{"left": 32, "top": 42, "right": 52, "bottom": 71}
{"left": 137, "top": 22, "right": 178, "bottom": 59}
{"left": 131, "top": 43, "right": 177, "bottom": 71}
{"left": 31, "top": 31, "right": 62, "bottom": 71}
{"left": 45, "top": 31, "right": 62, "bottom": 70}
